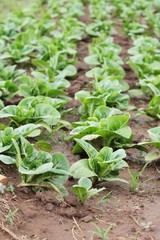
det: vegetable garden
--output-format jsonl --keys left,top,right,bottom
{"left": 0, "top": 0, "right": 159, "bottom": 239}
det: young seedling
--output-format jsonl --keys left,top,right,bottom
{"left": 128, "top": 162, "right": 150, "bottom": 192}
{"left": 5, "top": 184, "right": 15, "bottom": 195}
{"left": 128, "top": 169, "right": 139, "bottom": 192}
{"left": 72, "top": 177, "right": 105, "bottom": 204}
{"left": 90, "top": 223, "right": 113, "bottom": 239}
{"left": 6, "top": 208, "right": 19, "bottom": 225}
{"left": 97, "top": 191, "right": 112, "bottom": 204}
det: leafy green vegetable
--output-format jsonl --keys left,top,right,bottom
{"left": 0, "top": 96, "right": 61, "bottom": 128}
{"left": 70, "top": 110, "right": 132, "bottom": 149}
{"left": 0, "top": 124, "right": 42, "bottom": 164}
{"left": 138, "top": 126, "right": 160, "bottom": 150}
{"left": 1, "top": 30, "right": 37, "bottom": 63}
{"left": 34, "top": 140, "right": 53, "bottom": 152}
{"left": 72, "top": 177, "right": 105, "bottom": 204}
{"left": 144, "top": 96, "right": 160, "bottom": 119}
{"left": 148, "top": 126, "right": 160, "bottom": 142}
{"left": 75, "top": 89, "right": 130, "bottom": 120}
{"left": 89, "top": 0, "right": 113, "bottom": 20}
{"left": 18, "top": 74, "right": 69, "bottom": 98}
{"left": 0, "top": 62, "right": 25, "bottom": 100}
{"left": 85, "top": 37, "right": 123, "bottom": 66}
{"left": 16, "top": 137, "right": 69, "bottom": 195}
{"left": 70, "top": 139, "right": 128, "bottom": 184}
{"left": 128, "top": 36, "right": 160, "bottom": 79}
{"left": 86, "top": 64, "right": 125, "bottom": 81}
{"left": 86, "top": 21, "right": 114, "bottom": 37}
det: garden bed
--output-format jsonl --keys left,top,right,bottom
{"left": 0, "top": 1, "right": 160, "bottom": 239}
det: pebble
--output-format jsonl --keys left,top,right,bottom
{"left": 0, "top": 175, "right": 8, "bottom": 193}
{"left": 46, "top": 203, "right": 54, "bottom": 211}
{"left": 60, "top": 207, "right": 78, "bottom": 218}
{"left": 0, "top": 183, "right": 6, "bottom": 194}
{"left": 81, "top": 215, "right": 93, "bottom": 223}
{"left": 64, "top": 195, "right": 77, "bottom": 206}
{"left": 0, "top": 174, "right": 8, "bottom": 186}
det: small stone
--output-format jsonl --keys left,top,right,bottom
{"left": 81, "top": 215, "right": 93, "bottom": 223}
{"left": 0, "top": 183, "right": 6, "bottom": 194}
{"left": 60, "top": 202, "right": 68, "bottom": 208}
{"left": 0, "top": 174, "right": 8, "bottom": 186}
{"left": 60, "top": 207, "right": 78, "bottom": 218}
{"left": 140, "top": 204, "right": 144, "bottom": 208}
{"left": 131, "top": 227, "right": 136, "bottom": 233}
{"left": 46, "top": 203, "right": 54, "bottom": 211}
{"left": 64, "top": 195, "right": 77, "bottom": 206}
{"left": 19, "top": 187, "right": 32, "bottom": 194}
{"left": 22, "top": 208, "right": 36, "bottom": 218}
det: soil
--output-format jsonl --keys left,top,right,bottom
{"left": 0, "top": 6, "right": 160, "bottom": 240}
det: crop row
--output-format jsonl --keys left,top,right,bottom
{"left": 0, "top": 0, "right": 86, "bottom": 196}
{"left": 70, "top": 0, "right": 160, "bottom": 196}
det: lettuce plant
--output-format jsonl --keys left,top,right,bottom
{"left": 111, "top": 0, "right": 153, "bottom": 23}
{"left": 144, "top": 8, "right": 160, "bottom": 38}
{"left": 0, "top": 126, "right": 69, "bottom": 195}
{"left": 139, "top": 76, "right": 160, "bottom": 96}
{"left": 57, "top": 17, "right": 85, "bottom": 41}
{"left": 144, "top": 96, "right": 160, "bottom": 119}
{"left": 86, "top": 21, "right": 114, "bottom": 37}
{"left": 0, "top": 96, "right": 61, "bottom": 128}
{"left": 72, "top": 177, "right": 105, "bottom": 204}
{"left": 0, "top": 62, "right": 25, "bottom": 81}
{"left": 70, "top": 108, "right": 132, "bottom": 149}
{"left": 86, "top": 64, "right": 126, "bottom": 81}
{"left": 0, "top": 10, "right": 36, "bottom": 40}
{"left": 47, "top": 0, "right": 84, "bottom": 18}
{"left": 89, "top": 0, "right": 113, "bottom": 20}
{"left": 139, "top": 126, "right": 160, "bottom": 150}
{"left": 85, "top": 37, "right": 125, "bottom": 81}
{"left": 75, "top": 89, "right": 130, "bottom": 120}
{"left": 0, "top": 62, "right": 25, "bottom": 100}
{"left": 32, "top": 61, "right": 77, "bottom": 82}
{"left": 128, "top": 36, "right": 160, "bottom": 79}
{"left": 85, "top": 37, "right": 123, "bottom": 66}
{"left": 0, "top": 124, "right": 42, "bottom": 165}
{"left": 123, "top": 22, "right": 148, "bottom": 38}
{"left": 18, "top": 74, "right": 70, "bottom": 98}
{"left": 1, "top": 31, "right": 37, "bottom": 63}
{"left": 14, "top": 137, "right": 69, "bottom": 195}
{"left": 138, "top": 126, "right": 160, "bottom": 161}
{"left": 70, "top": 139, "right": 128, "bottom": 184}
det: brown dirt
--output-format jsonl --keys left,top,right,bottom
{"left": 0, "top": 163, "right": 160, "bottom": 240}
{"left": 0, "top": 7, "right": 160, "bottom": 240}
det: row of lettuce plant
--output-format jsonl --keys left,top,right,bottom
{"left": 105, "top": 0, "right": 158, "bottom": 39}
{"left": 145, "top": 6, "right": 160, "bottom": 39}
{"left": 0, "top": 0, "right": 85, "bottom": 105}
{"left": 69, "top": 0, "right": 160, "bottom": 200}
{"left": 128, "top": 37, "right": 160, "bottom": 119}
{"left": 104, "top": 0, "right": 160, "bottom": 161}
{"left": 69, "top": 0, "right": 133, "bottom": 185}
{"left": 0, "top": 0, "right": 88, "bottom": 196}
{"left": 127, "top": 36, "right": 160, "bottom": 160}
{"left": 70, "top": 0, "right": 160, "bottom": 188}
{"left": 106, "top": 0, "right": 160, "bottom": 118}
